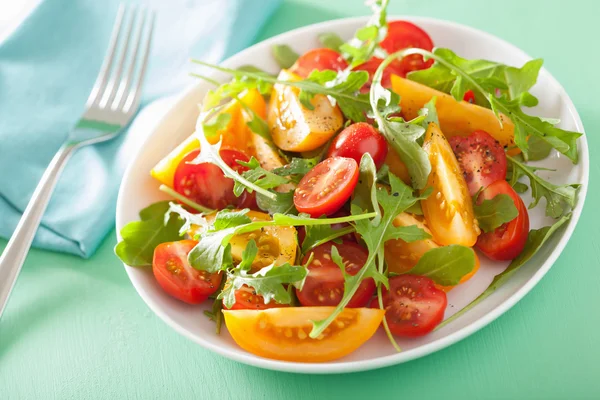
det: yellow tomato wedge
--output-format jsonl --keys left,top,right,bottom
{"left": 151, "top": 89, "right": 265, "bottom": 187}
{"left": 384, "top": 212, "right": 439, "bottom": 274}
{"left": 435, "top": 250, "right": 481, "bottom": 292}
{"left": 223, "top": 307, "right": 385, "bottom": 362}
{"left": 191, "top": 210, "right": 296, "bottom": 272}
{"left": 391, "top": 75, "right": 517, "bottom": 152}
{"left": 421, "top": 123, "right": 480, "bottom": 247}
{"left": 384, "top": 144, "right": 411, "bottom": 184}
{"left": 268, "top": 69, "right": 343, "bottom": 152}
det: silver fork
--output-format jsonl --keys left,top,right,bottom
{"left": 0, "top": 5, "right": 155, "bottom": 319}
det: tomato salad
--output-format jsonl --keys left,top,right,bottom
{"left": 116, "top": 0, "right": 581, "bottom": 362}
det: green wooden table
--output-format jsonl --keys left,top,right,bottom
{"left": 2, "top": 0, "right": 599, "bottom": 398}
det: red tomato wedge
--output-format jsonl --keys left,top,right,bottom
{"left": 297, "top": 241, "right": 375, "bottom": 308}
{"left": 173, "top": 149, "right": 255, "bottom": 210}
{"left": 476, "top": 180, "right": 530, "bottom": 261}
{"left": 371, "top": 274, "right": 447, "bottom": 337}
{"left": 326, "top": 122, "right": 388, "bottom": 169}
{"left": 291, "top": 48, "right": 348, "bottom": 78}
{"left": 294, "top": 157, "right": 359, "bottom": 217}
{"left": 449, "top": 130, "right": 508, "bottom": 196}
{"left": 225, "top": 285, "right": 289, "bottom": 310}
{"left": 380, "top": 21, "right": 434, "bottom": 74}
{"left": 153, "top": 240, "right": 222, "bottom": 304}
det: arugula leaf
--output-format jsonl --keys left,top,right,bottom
{"left": 507, "top": 155, "right": 579, "bottom": 218}
{"left": 351, "top": 154, "right": 379, "bottom": 220}
{"left": 339, "top": 0, "right": 389, "bottom": 67}
{"left": 437, "top": 213, "right": 572, "bottom": 330}
{"left": 272, "top": 157, "right": 318, "bottom": 184}
{"left": 370, "top": 55, "right": 430, "bottom": 189}
{"left": 115, "top": 201, "right": 184, "bottom": 267}
{"left": 310, "top": 173, "right": 429, "bottom": 338}
{"left": 159, "top": 184, "right": 213, "bottom": 214}
{"left": 318, "top": 32, "right": 345, "bottom": 52}
{"left": 272, "top": 44, "right": 299, "bottom": 69}
{"left": 192, "top": 60, "right": 372, "bottom": 123}
{"left": 213, "top": 209, "right": 252, "bottom": 230}
{"left": 473, "top": 194, "right": 519, "bottom": 233}
{"left": 301, "top": 223, "right": 353, "bottom": 254}
{"left": 165, "top": 202, "right": 209, "bottom": 236}
{"left": 256, "top": 190, "right": 296, "bottom": 215}
{"left": 407, "top": 245, "right": 475, "bottom": 286}
{"left": 234, "top": 157, "right": 290, "bottom": 197}
{"left": 202, "top": 113, "right": 231, "bottom": 140}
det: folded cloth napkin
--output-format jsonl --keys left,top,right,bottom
{"left": 0, "top": 0, "right": 281, "bottom": 257}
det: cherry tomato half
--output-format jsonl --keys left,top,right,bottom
{"left": 153, "top": 240, "right": 222, "bottom": 304}
{"left": 326, "top": 122, "right": 389, "bottom": 169}
{"left": 297, "top": 241, "right": 375, "bottom": 307}
{"left": 225, "top": 285, "right": 289, "bottom": 310}
{"left": 380, "top": 21, "right": 434, "bottom": 74}
{"left": 449, "top": 130, "right": 507, "bottom": 196}
{"left": 291, "top": 48, "right": 349, "bottom": 78}
{"left": 476, "top": 180, "right": 530, "bottom": 261}
{"left": 294, "top": 156, "right": 359, "bottom": 217}
{"left": 173, "top": 149, "right": 256, "bottom": 210}
{"left": 370, "top": 274, "right": 447, "bottom": 337}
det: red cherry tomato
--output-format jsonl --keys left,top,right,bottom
{"left": 327, "top": 122, "right": 388, "bottom": 169}
{"left": 291, "top": 48, "right": 349, "bottom": 78}
{"left": 463, "top": 90, "right": 475, "bottom": 103}
{"left": 225, "top": 285, "right": 289, "bottom": 310}
{"left": 173, "top": 149, "right": 256, "bottom": 210}
{"left": 476, "top": 180, "right": 530, "bottom": 261}
{"left": 152, "top": 240, "right": 222, "bottom": 304}
{"left": 297, "top": 241, "right": 375, "bottom": 307}
{"left": 380, "top": 20, "right": 434, "bottom": 74}
{"left": 449, "top": 130, "right": 507, "bottom": 196}
{"left": 355, "top": 57, "right": 405, "bottom": 93}
{"left": 370, "top": 274, "right": 447, "bottom": 337}
{"left": 294, "top": 157, "right": 359, "bottom": 217}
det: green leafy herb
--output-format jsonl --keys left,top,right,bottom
{"left": 437, "top": 213, "right": 572, "bottom": 330}
{"left": 272, "top": 157, "right": 318, "bottom": 184}
{"left": 473, "top": 194, "right": 519, "bottom": 233}
{"left": 234, "top": 157, "right": 290, "bottom": 197}
{"left": 406, "top": 48, "right": 581, "bottom": 162}
{"left": 256, "top": 190, "right": 296, "bottom": 215}
{"left": 339, "top": 0, "right": 389, "bottom": 67}
{"left": 318, "top": 32, "right": 345, "bottom": 52}
{"left": 301, "top": 222, "right": 352, "bottom": 254}
{"left": 507, "top": 155, "right": 579, "bottom": 218}
{"left": 406, "top": 245, "right": 476, "bottom": 286}
{"left": 165, "top": 202, "right": 209, "bottom": 237}
{"left": 159, "top": 184, "right": 213, "bottom": 214}
{"left": 369, "top": 52, "right": 431, "bottom": 189}
{"left": 310, "top": 173, "right": 430, "bottom": 338}
{"left": 351, "top": 153, "right": 379, "bottom": 219}
{"left": 115, "top": 201, "right": 184, "bottom": 267}
{"left": 272, "top": 44, "right": 299, "bottom": 69}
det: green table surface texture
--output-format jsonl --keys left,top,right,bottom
{"left": 2, "top": 0, "right": 599, "bottom": 399}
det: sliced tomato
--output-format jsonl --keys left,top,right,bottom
{"left": 297, "top": 241, "right": 375, "bottom": 307}
{"left": 291, "top": 48, "right": 349, "bottom": 78}
{"left": 355, "top": 57, "right": 405, "bottom": 93}
{"left": 476, "top": 180, "right": 529, "bottom": 260}
{"left": 173, "top": 149, "right": 255, "bottom": 210}
{"left": 371, "top": 274, "right": 446, "bottom": 337}
{"left": 294, "top": 157, "right": 359, "bottom": 217}
{"left": 152, "top": 240, "right": 222, "bottom": 304}
{"left": 421, "top": 123, "right": 480, "bottom": 246}
{"left": 223, "top": 307, "right": 384, "bottom": 362}
{"left": 380, "top": 20, "right": 434, "bottom": 74}
{"left": 225, "top": 285, "right": 289, "bottom": 310}
{"left": 326, "top": 122, "right": 388, "bottom": 169}
{"left": 449, "top": 130, "right": 507, "bottom": 196}
{"left": 463, "top": 90, "right": 475, "bottom": 104}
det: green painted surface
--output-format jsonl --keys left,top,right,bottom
{"left": 2, "top": 0, "right": 599, "bottom": 398}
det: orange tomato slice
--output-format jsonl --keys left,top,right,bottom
{"left": 223, "top": 307, "right": 385, "bottom": 362}
{"left": 421, "top": 122, "right": 480, "bottom": 247}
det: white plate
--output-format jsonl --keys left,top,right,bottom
{"left": 116, "top": 16, "right": 589, "bottom": 374}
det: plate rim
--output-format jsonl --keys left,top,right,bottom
{"left": 115, "top": 15, "right": 589, "bottom": 374}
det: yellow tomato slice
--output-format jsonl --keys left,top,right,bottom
{"left": 391, "top": 75, "right": 518, "bottom": 153}
{"left": 383, "top": 144, "right": 411, "bottom": 184}
{"left": 191, "top": 210, "right": 297, "bottom": 272}
{"left": 268, "top": 69, "right": 343, "bottom": 152}
{"left": 421, "top": 123, "right": 480, "bottom": 246}
{"left": 223, "top": 307, "right": 385, "bottom": 362}
{"left": 384, "top": 212, "right": 439, "bottom": 274}
{"left": 151, "top": 89, "right": 265, "bottom": 187}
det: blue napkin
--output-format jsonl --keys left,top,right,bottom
{"left": 0, "top": 0, "right": 281, "bottom": 257}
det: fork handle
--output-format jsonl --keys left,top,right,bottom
{"left": 0, "top": 142, "right": 77, "bottom": 318}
